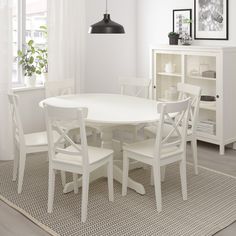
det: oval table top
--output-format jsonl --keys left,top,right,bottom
{"left": 40, "top": 93, "right": 160, "bottom": 125}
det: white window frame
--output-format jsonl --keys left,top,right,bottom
{"left": 13, "top": 0, "right": 47, "bottom": 87}
{"left": 12, "top": 0, "right": 26, "bottom": 87}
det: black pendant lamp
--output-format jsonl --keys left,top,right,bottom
{"left": 89, "top": 0, "right": 125, "bottom": 34}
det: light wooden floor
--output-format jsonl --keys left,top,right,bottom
{"left": 0, "top": 142, "right": 236, "bottom": 236}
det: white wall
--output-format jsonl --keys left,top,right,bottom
{"left": 84, "top": 0, "right": 137, "bottom": 94}
{"left": 136, "top": 0, "right": 236, "bottom": 77}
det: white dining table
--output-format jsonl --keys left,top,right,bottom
{"left": 40, "top": 93, "right": 160, "bottom": 195}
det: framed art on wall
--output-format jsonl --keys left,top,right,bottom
{"left": 173, "top": 9, "right": 192, "bottom": 38}
{"left": 194, "top": 0, "right": 229, "bottom": 40}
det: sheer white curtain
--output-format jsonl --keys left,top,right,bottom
{"left": 48, "top": 0, "right": 86, "bottom": 92}
{"left": 0, "top": 0, "right": 13, "bottom": 160}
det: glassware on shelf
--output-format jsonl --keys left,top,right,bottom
{"left": 164, "top": 86, "right": 178, "bottom": 101}
{"left": 164, "top": 62, "right": 176, "bottom": 73}
{"left": 180, "top": 33, "right": 192, "bottom": 46}
{"left": 199, "top": 64, "right": 209, "bottom": 76}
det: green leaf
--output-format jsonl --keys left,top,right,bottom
{"left": 18, "top": 50, "right": 23, "bottom": 57}
{"left": 39, "top": 63, "right": 44, "bottom": 68}
{"left": 40, "top": 25, "right": 47, "bottom": 30}
{"left": 28, "top": 40, "right": 34, "bottom": 46}
{"left": 36, "top": 70, "right": 41, "bottom": 75}
{"left": 29, "top": 56, "right": 34, "bottom": 64}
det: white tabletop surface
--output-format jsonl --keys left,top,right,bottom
{"left": 40, "top": 93, "right": 160, "bottom": 125}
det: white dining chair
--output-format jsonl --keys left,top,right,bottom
{"left": 122, "top": 98, "right": 191, "bottom": 212}
{"left": 44, "top": 104, "right": 114, "bottom": 222}
{"left": 8, "top": 94, "right": 63, "bottom": 194}
{"left": 119, "top": 77, "right": 151, "bottom": 99}
{"left": 45, "top": 79, "right": 75, "bottom": 98}
{"left": 117, "top": 77, "right": 152, "bottom": 142}
{"left": 144, "top": 83, "right": 202, "bottom": 175}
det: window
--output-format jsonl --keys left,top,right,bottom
{"left": 12, "top": 0, "right": 47, "bottom": 86}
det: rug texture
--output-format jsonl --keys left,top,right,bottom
{"left": 0, "top": 155, "right": 236, "bottom": 236}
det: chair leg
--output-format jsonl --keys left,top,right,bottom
{"left": 12, "top": 145, "right": 19, "bottom": 181}
{"left": 161, "top": 166, "right": 166, "bottom": 182}
{"left": 81, "top": 172, "right": 90, "bottom": 223}
{"left": 179, "top": 157, "right": 187, "bottom": 201}
{"left": 92, "top": 130, "right": 97, "bottom": 146}
{"left": 150, "top": 167, "right": 154, "bottom": 186}
{"left": 45, "top": 151, "right": 49, "bottom": 162}
{"left": 153, "top": 162, "right": 162, "bottom": 212}
{"left": 73, "top": 173, "right": 79, "bottom": 194}
{"left": 107, "top": 157, "right": 114, "bottom": 202}
{"left": 48, "top": 168, "right": 56, "bottom": 213}
{"left": 191, "top": 139, "right": 198, "bottom": 175}
{"left": 122, "top": 152, "right": 129, "bottom": 196}
{"left": 132, "top": 127, "right": 138, "bottom": 142}
{"left": 60, "top": 171, "right": 66, "bottom": 187}
{"left": 17, "top": 150, "right": 26, "bottom": 194}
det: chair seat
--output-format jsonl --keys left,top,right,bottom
{"left": 144, "top": 125, "right": 193, "bottom": 138}
{"left": 24, "top": 131, "right": 60, "bottom": 147}
{"left": 123, "top": 139, "right": 180, "bottom": 159}
{"left": 54, "top": 145, "right": 113, "bottom": 166}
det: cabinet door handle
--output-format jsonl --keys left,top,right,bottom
{"left": 153, "top": 86, "right": 156, "bottom": 89}
{"left": 216, "top": 95, "right": 220, "bottom": 99}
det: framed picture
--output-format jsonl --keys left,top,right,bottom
{"left": 194, "top": 0, "right": 229, "bottom": 40}
{"left": 173, "top": 9, "right": 192, "bottom": 38}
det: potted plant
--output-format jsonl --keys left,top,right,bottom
{"left": 168, "top": 32, "right": 179, "bottom": 45}
{"left": 18, "top": 38, "right": 48, "bottom": 87}
{"left": 39, "top": 25, "right": 48, "bottom": 81}
{"left": 180, "top": 19, "right": 193, "bottom": 46}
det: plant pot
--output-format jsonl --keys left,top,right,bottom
{"left": 25, "top": 75, "right": 36, "bottom": 87}
{"left": 169, "top": 36, "right": 179, "bottom": 45}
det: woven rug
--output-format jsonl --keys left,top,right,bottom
{"left": 1, "top": 155, "right": 236, "bottom": 236}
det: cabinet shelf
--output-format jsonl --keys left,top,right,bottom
{"left": 197, "top": 131, "right": 217, "bottom": 141}
{"left": 157, "top": 72, "right": 182, "bottom": 78}
{"left": 199, "top": 102, "right": 216, "bottom": 111}
{"left": 188, "top": 75, "right": 216, "bottom": 81}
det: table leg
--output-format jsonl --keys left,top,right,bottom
{"left": 63, "top": 127, "right": 146, "bottom": 195}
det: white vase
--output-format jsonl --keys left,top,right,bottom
{"left": 25, "top": 75, "right": 36, "bottom": 87}
{"left": 164, "top": 63, "right": 176, "bottom": 73}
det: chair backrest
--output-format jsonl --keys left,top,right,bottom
{"left": 154, "top": 98, "right": 191, "bottom": 158}
{"left": 44, "top": 104, "right": 89, "bottom": 168}
{"left": 118, "top": 77, "right": 151, "bottom": 98}
{"left": 45, "top": 79, "right": 75, "bottom": 98}
{"left": 8, "top": 94, "right": 25, "bottom": 147}
{"left": 177, "top": 83, "right": 202, "bottom": 134}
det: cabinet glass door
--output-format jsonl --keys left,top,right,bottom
{"left": 154, "top": 53, "right": 182, "bottom": 101}
{"left": 185, "top": 54, "right": 217, "bottom": 139}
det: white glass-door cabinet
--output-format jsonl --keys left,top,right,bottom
{"left": 150, "top": 45, "right": 236, "bottom": 155}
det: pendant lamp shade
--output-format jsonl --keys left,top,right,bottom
{"left": 89, "top": 0, "right": 125, "bottom": 34}
{"left": 89, "top": 14, "right": 125, "bottom": 34}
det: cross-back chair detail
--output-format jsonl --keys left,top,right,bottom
{"left": 45, "top": 79, "right": 75, "bottom": 98}
{"left": 122, "top": 98, "right": 191, "bottom": 212}
{"left": 45, "top": 105, "right": 89, "bottom": 168}
{"left": 117, "top": 77, "right": 152, "bottom": 144}
{"left": 177, "top": 83, "right": 201, "bottom": 135}
{"left": 44, "top": 104, "right": 114, "bottom": 222}
{"left": 144, "top": 83, "right": 201, "bottom": 175}
{"left": 155, "top": 99, "right": 190, "bottom": 155}
{"left": 119, "top": 77, "right": 151, "bottom": 98}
